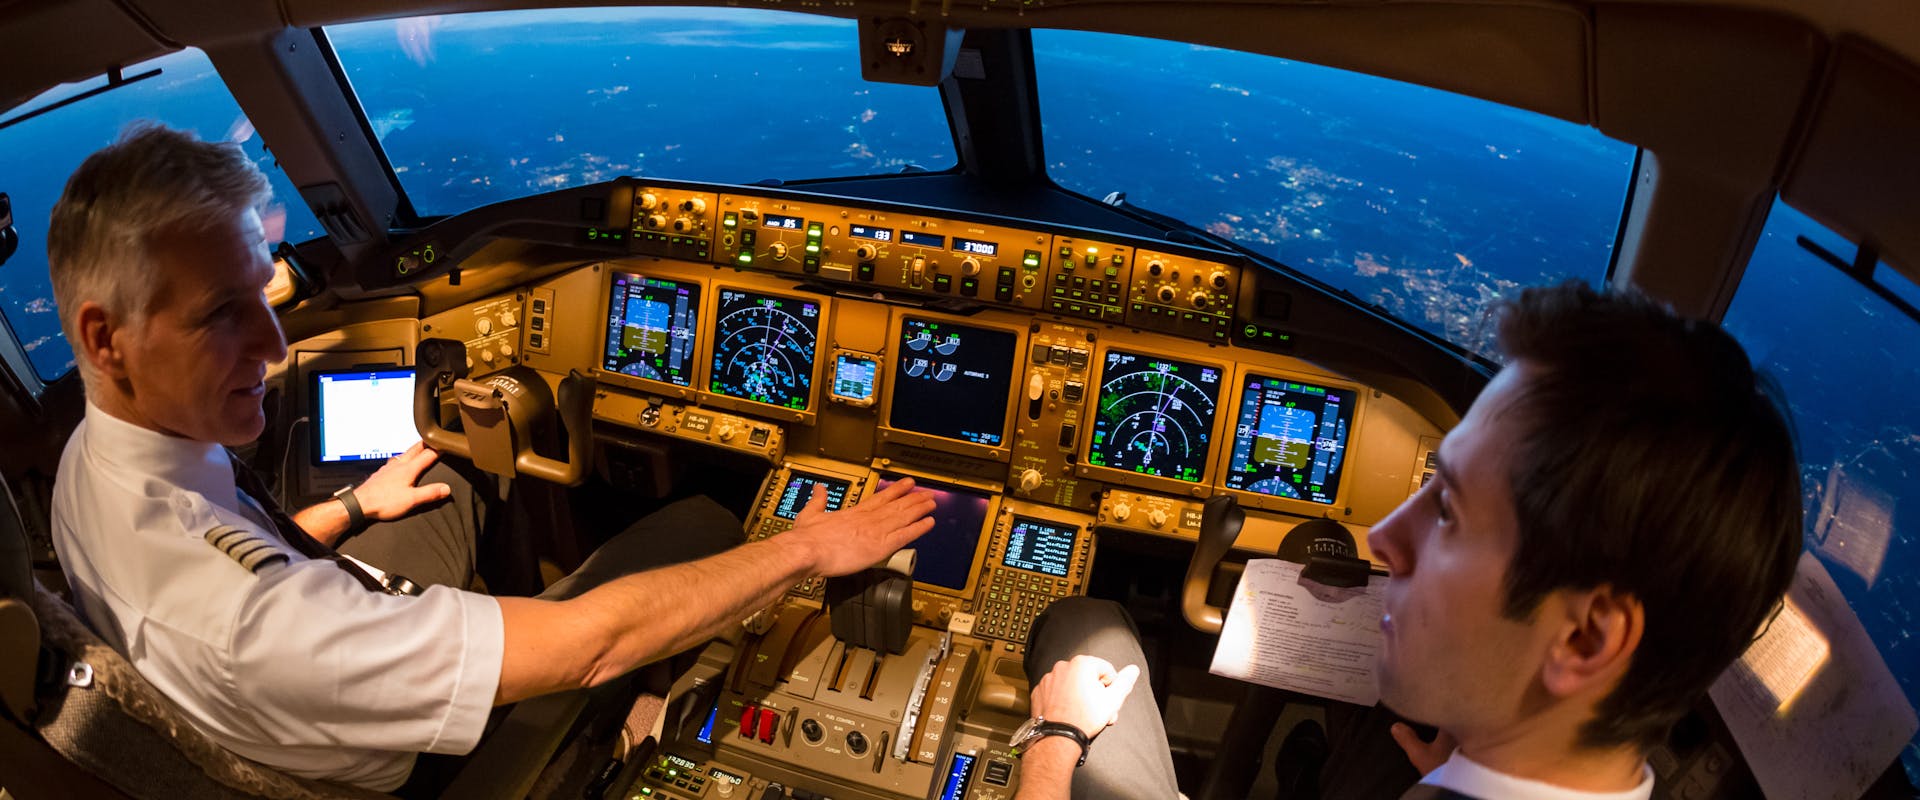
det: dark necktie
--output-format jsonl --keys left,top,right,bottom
{"left": 226, "top": 450, "right": 390, "bottom": 594}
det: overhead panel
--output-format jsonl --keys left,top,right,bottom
{"left": 1783, "top": 38, "right": 1920, "bottom": 281}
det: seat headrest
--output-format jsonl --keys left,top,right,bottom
{"left": 0, "top": 472, "right": 33, "bottom": 602}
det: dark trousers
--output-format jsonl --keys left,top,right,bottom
{"left": 1024, "top": 597, "right": 1183, "bottom": 800}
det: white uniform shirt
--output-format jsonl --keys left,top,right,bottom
{"left": 1423, "top": 751, "right": 1655, "bottom": 800}
{"left": 51, "top": 403, "right": 504, "bottom": 791}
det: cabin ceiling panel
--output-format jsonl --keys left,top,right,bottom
{"left": 0, "top": 0, "right": 171, "bottom": 113}
{"left": 1784, "top": 38, "right": 1920, "bottom": 282}
{"left": 1592, "top": 4, "right": 1822, "bottom": 185}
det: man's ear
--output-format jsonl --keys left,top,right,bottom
{"left": 1541, "top": 585, "right": 1643, "bottom": 699}
{"left": 75, "top": 300, "right": 130, "bottom": 380}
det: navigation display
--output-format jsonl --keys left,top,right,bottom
{"left": 877, "top": 476, "right": 990, "bottom": 591}
{"left": 1224, "top": 375, "right": 1357, "bottom": 505}
{"left": 604, "top": 272, "right": 700, "bottom": 387}
{"left": 888, "top": 318, "right": 1017, "bottom": 446}
{"left": 1086, "top": 350, "right": 1223, "bottom": 482}
{"left": 709, "top": 288, "right": 821, "bottom": 410}
{"left": 1002, "top": 518, "right": 1076, "bottom": 577}
{"left": 772, "top": 471, "right": 852, "bottom": 520}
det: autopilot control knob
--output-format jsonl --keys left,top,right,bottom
{"left": 1018, "top": 468, "right": 1044, "bottom": 494}
{"left": 961, "top": 257, "right": 981, "bottom": 277}
{"left": 1190, "top": 290, "right": 1211, "bottom": 309}
{"left": 672, "top": 217, "right": 691, "bottom": 232}
{"left": 855, "top": 243, "right": 878, "bottom": 261}
{"left": 1112, "top": 501, "right": 1133, "bottom": 523}
{"left": 1146, "top": 508, "right": 1169, "bottom": 528}
{"left": 1157, "top": 286, "right": 1177, "bottom": 303}
{"left": 644, "top": 213, "right": 667, "bottom": 229}
{"left": 638, "top": 192, "right": 659, "bottom": 210}
{"left": 770, "top": 242, "right": 790, "bottom": 260}
{"left": 1147, "top": 260, "right": 1165, "bottom": 277}
{"left": 682, "top": 198, "right": 708, "bottom": 214}
{"left": 1209, "top": 270, "right": 1230, "bottom": 289}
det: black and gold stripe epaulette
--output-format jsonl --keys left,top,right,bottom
{"left": 204, "top": 525, "right": 290, "bottom": 574}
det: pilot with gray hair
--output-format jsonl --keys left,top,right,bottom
{"left": 45, "top": 121, "right": 938, "bottom": 794}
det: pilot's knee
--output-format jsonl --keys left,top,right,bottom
{"left": 1026, "top": 597, "right": 1136, "bottom": 676}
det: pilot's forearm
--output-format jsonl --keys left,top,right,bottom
{"left": 1012, "top": 736, "right": 1078, "bottom": 800}
{"left": 493, "top": 533, "right": 818, "bottom": 705}
{"left": 291, "top": 499, "right": 352, "bottom": 547}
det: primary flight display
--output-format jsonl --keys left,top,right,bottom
{"left": 603, "top": 272, "right": 701, "bottom": 387}
{"left": 1222, "top": 375, "right": 1356, "bottom": 504}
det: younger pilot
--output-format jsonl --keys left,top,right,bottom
{"left": 1012, "top": 282, "right": 1803, "bottom": 800}
{"left": 45, "top": 122, "right": 939, "bottom": 793}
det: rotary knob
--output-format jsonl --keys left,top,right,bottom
{"left": 643, "top": 213, "right": 667, "bottom": 229}
{"left": 1147, "top": 260, "right": 1165, "bottom": 276}
{"left": 475, "top": 317, "right": 492, "bottom": 335}
{"left": 1209, "top": 270, "right": 1230, "bottom": 290}
{"left": 855, "top": 243, "right": 878, "bottom": 261}
{"left": 672, "top": 217, "right": 691, "bottom": 232}
{"left": 1146, "top": 508, "right": 1169, "bottom": 528}
{"left": 1190, "top": 290, "right": 1211, "bottom": 309}
{"left": 1157, "top": 286, "right": 1177, "bottom": 303}
{"left": 499, "top": 309, "right": 518, "bottom": 327}
{"left": 480, "top": 349, "right": 496, "bottom": 364}
{"left": 1111, "top": 501, "right": 1132, "bottom": 522}
{"left": 960, "top": 257, "right": 981, "bottom": 276}
{"left": 682, "top": 198, "right": 707, "bottom": 214}
{"left": 500, "top": 342, "right": 514, "bottom": 357}
{"left": 770, "top": 242, "right": 790, "bottom": 260}
{"left": 1018, "top": 468, "right": 1044, "bottom": 494}
{"left": 638, "top": 192, "right": 659, "bottom": 210}
{"left": 716, "top": 422, "right": 737, "bottom": 442}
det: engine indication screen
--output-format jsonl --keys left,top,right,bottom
{"left": 709, "top": 288, "right": 820, "bottom": 410}
{"left": 1224, "top": 375, "right": 1357, "bottom": 505}
{"left": 773, "top": 471, "right": 852, "bottom": 520}
{"left": 1087, "top": 350, "right": 1223, "bottom": 483}
{"left": 877, "top": 476, "right": 990, "bottom": 591}
{"left": 889, "top": 318, "right": 1017, "bottom": 446}
{"left": 603, "top": 272, "right": 700, "bottom": 387}
{"left": 1002, "top": 518, "right": 1076, "bottom": 577}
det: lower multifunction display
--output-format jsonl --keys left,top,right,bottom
{"left": 709, "top": 288, "right": 820, "bottom": 410}
{"left": 878, "top": 476, "right": 990, "bottom": 591}
{"left": 1001, "top": 518, "right": 1076, "bottom": 577}
{"left": 1224, "top": 375, "right": 1357, "bottom": 505}
{"left": 604, "top": 273, "right": 700, "bottom": 386}
{"left": 889, "top": 317, "right": 1018, "bottom": 446}
{"left": 1087, "top": 350, "right": 1223, "bottom": 482}
{"left": 773, "top": 471, "right": 852, "bottom": 520}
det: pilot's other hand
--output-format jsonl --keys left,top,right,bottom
{"left": 1390, "top": 722, "right": 1457, "bottom": 776}
{"left": 789, "top": 477, "right": 936, "bottom": 577}
{"left": 353, "top": 441, "right": 453, "bottom": 521}
{"left": 1029, "top": 655, "right": 1140, "bottom": 740}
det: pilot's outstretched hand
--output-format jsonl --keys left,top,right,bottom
{"left": 1029, "top": 655, "right": 1140, "bottom": 739}
{"left": 352, "top": 441, "right": 453, "bottom": 521}
{"left": 1390, "top": 722, "right": 1458, "bottom": 776}
{"left": 788, "top": 477, "right": 937, "bottom": 577}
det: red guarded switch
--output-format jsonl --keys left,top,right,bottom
{"left": 757, "top": 707, "right": 779, "bottom": 744}
{"left": 740, "top": 704, "right": 759, "bottom": 739}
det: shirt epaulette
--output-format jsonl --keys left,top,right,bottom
{"left": 203, "top": 524, "right": 290, "bottom": 574}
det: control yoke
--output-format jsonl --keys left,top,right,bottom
{"left": 413, "top": 338, "right": 596, "bottom": 486}
{"left": 1181, "top": 495, "right": 1245, "bottom": 634}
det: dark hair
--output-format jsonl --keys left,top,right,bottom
{"left": 1493, "top": 281, "right": 1802, "bottom": 751}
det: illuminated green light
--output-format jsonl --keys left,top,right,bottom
{"left": 805, "top": 243, "right": 820, "bottom": 253}
{"left": 736, "top": 252, "right": 754, "bottom": 265}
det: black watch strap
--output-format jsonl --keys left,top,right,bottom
{"left": 1017, "top": 721, "right": 1093, "bottom": 766}
{"left": 333, "top": 485, "right": 367, "bottom": 533}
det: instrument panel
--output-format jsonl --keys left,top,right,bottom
{"left": 397, "top": 181, "right": 1445, "bottom": 800}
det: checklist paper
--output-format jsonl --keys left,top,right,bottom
{"left": 1209, "top": 559, "right": 1386, "bottom": 706}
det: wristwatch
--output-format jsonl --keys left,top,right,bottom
{"left": 332, "top": 484, "right": 368, "bottom": 535}
{"left": 1010, "top": 717, "right": 1092, "bottom": 766}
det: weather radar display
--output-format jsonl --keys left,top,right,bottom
{"left": 603, "top": 273, "right": 700, "bottom": 387}
{"left": 1087, "top": 350, "right": 1222, "bottom": 482}
{"left": 1223, "top": 376, "right": 1357, "bottom": 504}
{"left": 888, "top": 318, "right": 1017, "bottom": 445}
{"left": 709, "top": 289, "right": 821, "bottom": 410}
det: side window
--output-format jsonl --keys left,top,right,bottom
{"left": 0, "top": 48, "right": 321, "bottom": 385}
{"left": 1721, "top": 199, "right": 1920, "bottom": 779}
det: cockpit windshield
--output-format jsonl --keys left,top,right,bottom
{"left": 325, "top": 8, "right": 959, "bottom": 218}
{"left": 1033, "top": 30, "right": 1637, "bottom": 358}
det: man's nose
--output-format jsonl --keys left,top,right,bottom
{"left": 248, "top": 297, "right": 288, "bottom": 363}
{"left": 1367, "top": 503, "right": 1411, "bottom": 577}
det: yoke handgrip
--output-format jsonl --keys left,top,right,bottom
{"left": 1181, "top": 495, "right": 1245, "bottom": 634}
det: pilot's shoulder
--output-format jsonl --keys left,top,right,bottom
{"left": 203, "top": 524, "right": 292, "bottom": 575}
